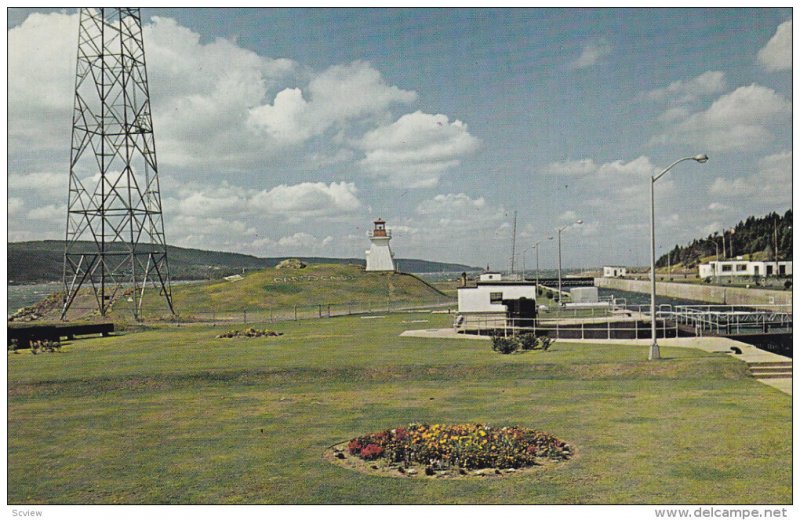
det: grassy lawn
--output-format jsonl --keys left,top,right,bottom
{"left": 7, "top": 312, "right": 791, "bottom": 504}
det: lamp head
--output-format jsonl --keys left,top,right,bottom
{"left": 693, "top": 154, "right": 709, "bottom": 163}
{"left": 576, "top": 219, "right": 584, "bottom": 225}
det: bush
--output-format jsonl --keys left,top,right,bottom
{"left": 546, "top": 290, "right": 553, "bottom": 299}
{"left": 518, "top": 333, "right": 539, "bottom": 351}
{"left": 784, "top": 280, "right": 792, "bottom": 290}
{"left": 491, "top": 335, "right": 518, "bottom": 354}
{"left": 538, "top": 336, "right": 555, "bottom": 351}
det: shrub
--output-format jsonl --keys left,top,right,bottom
{"left": 538, "top": 336, "right": 555, "bottom": 351}
{"left": 518, "top": 333, "right": 539, "bottom": 351}
{"left": 546, "top": 290, "right": 553, "bottom": 299}
{"left": 784, "top": 280, "right": 792, "bottom": 290}
{"left": 491, "top": 335, "right": 518, "bottom": 354}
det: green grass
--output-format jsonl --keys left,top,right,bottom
{"left": 7, "top": 312, "right": 791, "bottom": 504}
{"left": 131, "top": 264, "right": 450, "bottom": 322}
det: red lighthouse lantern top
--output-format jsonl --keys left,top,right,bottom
{"left": 371, "top": 218, "right": 388, "bottom": 238}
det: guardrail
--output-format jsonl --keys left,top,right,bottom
{"left": 453, "top": 302, "right": 792, "bottom": 340}
{"left": 87, "top": 299, "right": 457, "bottom": 324}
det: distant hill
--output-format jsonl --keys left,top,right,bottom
{"left": 656, "top": 209, "right": 792, "bottom": 268}
{"left": 7, "top": 240, "right": 479, "bottom": 284}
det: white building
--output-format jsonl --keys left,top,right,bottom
{"left": 365, "top": 218, "right": 395, "bottom": 272}
{"left": 456, "top": 273, "right": 537, "bottom": 330}
{"left": 603, "top": 266, "right": 627, "bottom": 278}
{"left": 698, "top": 260, "right": 792, "bottom": 280}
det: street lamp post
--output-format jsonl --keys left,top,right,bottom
{"left": 533, "top": 237, "right": 553, "bottom": 288}
{"left": 649, "top": 154, "right": 708, "bottom": 360}
{"left": 557, "top": 220, "right": 583, "bottom": 306}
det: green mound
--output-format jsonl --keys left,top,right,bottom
{"left": 165, "top": 264, "right": 450, "bottom": 321}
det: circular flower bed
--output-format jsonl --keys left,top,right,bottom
{"left": 327, "top": 423, "right": 572, "bottom": 478}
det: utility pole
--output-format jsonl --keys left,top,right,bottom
{"left": 509, "top": 210, "right": 517, "bottom": 276}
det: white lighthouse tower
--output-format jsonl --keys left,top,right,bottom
{"left": 365, "top": 218, "right": 395, "bottom": 272}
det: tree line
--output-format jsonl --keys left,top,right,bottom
{"left": 656, "top": 209, "right": 792, "bottom": 268}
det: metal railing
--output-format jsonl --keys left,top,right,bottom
{"left": 671, "top": 304, "right": 792, "bottom": 336}
{"left": 453, "top": 302, "right": 792, "bottom": 340}
{"left": 453, "top": 313, "right": 678, "bottom": 340}
{"left": 154, "top": 299, "right": 456, "bottom": 324}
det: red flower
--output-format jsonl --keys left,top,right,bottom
{"left": 348, "top": 439, "right": 363, "bottom": 455}
{"left": 360, "top": 443, "right": 385, "bottom": 460}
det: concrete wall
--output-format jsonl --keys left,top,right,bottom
{"left": 594, "top": 277, "right": 792, "bottom": 309}
{"left": 458, "top": 284, "right": 537, "bottom": 313}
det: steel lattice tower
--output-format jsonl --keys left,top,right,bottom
{"left": 62, "top": 8, "right": 174, "bottom": 320}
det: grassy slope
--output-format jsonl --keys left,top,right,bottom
{"left": 7, "top": 312, "right": 790, "bottom": 504}
{"left": 166, "top": 264, "right": 448, "bottom": 317}
{"left": 25, "top": 264, "right": 450, "bottom": 322}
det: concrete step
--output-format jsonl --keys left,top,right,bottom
{"left": 752, "top": 372, "right": 793, "bottom": 379}
{"left": 749, "top": 365, "right": 792, "bottom": 377}
{"left": 750, "top": 368, "right": 792, "bottom": 376}
{"left": 748, "top": 361, "right": 793, "bottom": 368}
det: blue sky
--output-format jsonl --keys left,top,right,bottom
{"left": 7, "top": 7, "right": 793, "bottom": 269}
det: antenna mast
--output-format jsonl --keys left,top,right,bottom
{"left": 61, "top": 8, "right": 174, "bottom": 321}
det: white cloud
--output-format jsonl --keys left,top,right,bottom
{"left": 416, "top": 192, "right": 486, "bottom": 215}
{"left": 709, "top": 151, "right": 791, "bottom": 206}
{"left": 8, "top": 14, "right": 429, "bottom": 175}
{"left": 250, "top": 181, "right": 362, "bottom": 221}
{"left": 383, "top": 192, "right": 510, "bottom": 264}
{"left": 358, "top": 111, "right": 481, "bottom": 188}
{"left": 758, "top": 20, "right": 792, "bottom": 72}
{"left": 8, "top": 13, "right": 76, "bottom": 151}
{"left": 247, "top": 60, "right": 417, "bottom": 146}
{"left": 558, "top": 210, "right": 578, "bottom": 222}
{"left": 8, "top": 171, "right": 65, "bottom": 197}
{"left": 657, "top": 106, "right": 691, "bottom": 123}
{"left": 8, "top": 197, "right": 25, "bottom": 217}
{"left": 26, "top": 204, "right": 64, "bottom": 221}
{"left": 571, "top": 38, "right": 612, "bottom": 69}
{"left": 542, "top": 156, "right": 677, "bottom": 235}
{"left": 177, "top": 190, "right": 246, "bottom": 218}
{"left": 646, "top": 71, "right": 727, "bottom": 103}
{"left": 652, "top": 84, "right": 791, "bottom": 151}
{"left": 541, "top": 158, "right": 597, "bottom": 177}
{"left": 707, "top": 202, "right": 729, "bottom": 212}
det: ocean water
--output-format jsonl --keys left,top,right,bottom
{"left": 7, "top": 282, "right": 62, "bottom": 316}
{"left": 6, "top": 280, "right": 202, "bottom": 317}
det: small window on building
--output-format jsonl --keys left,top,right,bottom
{"left": 779, "top": 265, "right": 786, "bottom": 275}
{"left": 490, "top": 292, "right": 503, "bottom": 304}
{"left": 721, "top": 264, "right": 733, "bottom": 272}
{"left": 736, "top": 264, "right": 746, "bottom": 272}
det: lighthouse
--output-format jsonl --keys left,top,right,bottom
{"left": 365, "top": 218, "right": 395, "bottom": 272}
